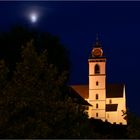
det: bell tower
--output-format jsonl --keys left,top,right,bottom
{"left": 88, "top": 38, "right": 106, "bottom": 121}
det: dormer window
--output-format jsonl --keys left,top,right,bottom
{"left": 95, "top": 64, "right": 100, "bottom": 74}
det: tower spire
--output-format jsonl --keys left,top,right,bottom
{"left": 91, "top": 34, "right": 103, "bottom": 57}
{"left": 96, "top": 33, "right": 99, "bottom": 43}
{"left": 94, "top": 33, "right": 101, "bottom": 48}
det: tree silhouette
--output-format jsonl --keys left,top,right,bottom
{"left": 0, "top": 40, "right": 88, "bottom": 138}
{"left": 0, "top": 25, "right": 70, "bottom": 82}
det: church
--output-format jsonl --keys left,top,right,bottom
{"left": 71, "top": 39, "right": 127, "bottom": 125}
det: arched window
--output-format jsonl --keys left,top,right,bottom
{"left": 96, "top": 94, "right": 98, "bottom": 100}
{"left": 95, "top": 64, "right": 100, "bottom": 74}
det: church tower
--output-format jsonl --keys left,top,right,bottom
{"left": 88, "top": 39, "right": 106, "bottom": 121}
{"left": 71, "top": 37, "right": 127, "bottom": 124}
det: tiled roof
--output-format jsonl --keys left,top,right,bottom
{"left": 71, "top": 84, "right": 124, "bottom": 99}
{"left": 71, "top": 85, "right": 89, "bottom": 99}
{"left": 106, "top": 84, "right": 124, "bottom": 98}
{"left": 106, "top": 104, "right": 118, "bottom": 112}
{"left": 69, "top": 86, "right": 91, "bottom": 106}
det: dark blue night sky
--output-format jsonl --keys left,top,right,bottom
{"left": 0, "top": 1, "right": 140, "bottom": 115}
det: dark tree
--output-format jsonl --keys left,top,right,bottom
{"left": 0, "top": 25, "right": 70, "bottom": 82}
{"left": 127, "top": 111, "right": 140, "bottom": 138}
{"left": 0, "top": 40, "right": 88, "bottom": 138}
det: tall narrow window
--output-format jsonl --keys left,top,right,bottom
{"left": 95, "top": 64, "right": 100, "bottom": 74}
{"left": 96, "top": 81, "right": 99, "bottom": 86}
{"left": 96, "top": 94, "right": 98, "bottom": 100}
{"left": 96, "top": 113, "right": 98, "bottom": 117}
{"left": 96, "top": 103, "right": 98, "bottom": 108}
{"left": 109, "top": 99, "right": 112, "bottom": 104}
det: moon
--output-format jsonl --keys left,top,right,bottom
{"left": 26, "top": 7, "right": 41, "bottom": 24}
{"left": 21, "top": 5, "right": 47, "bottom": 24}
{"left": 29, "top": 12, "right": 38, "bottom": 23}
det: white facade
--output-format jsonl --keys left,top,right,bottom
{"left": 105, "top": 86, "right": 127, "bottom": 124}
{"left": 88, "top": 58, "right": 106, "bottom": 121}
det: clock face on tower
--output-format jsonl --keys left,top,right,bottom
{"left": 92, "top": 48, "right": 103, "bottom": 57}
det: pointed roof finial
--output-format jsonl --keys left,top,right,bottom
{"left": 94, "top": 33, "right": 101, "bottom": 47}
{"left": 96, "top": 33, "right": 99, "bottom": 42}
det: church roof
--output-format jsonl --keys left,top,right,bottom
{"left": 106, "top": 104, "right": 118, "bottom": 112}
{"left": 70, "top": 85, "right": 89, "bottom": 99}
{"left": 70, "top": 84, "right": 124, "bottom": 99}
{"left": 69, "top": 86, "right": 91, "bottom": 106}
{"left": 106, "top": 84, "right": 124, "bottom": 98}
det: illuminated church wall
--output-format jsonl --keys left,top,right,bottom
{"left": 87, "top": 40, "right": 127, "bottom": 125}
{"left": 71, "top": 39, "right": 127, "bottom": 125}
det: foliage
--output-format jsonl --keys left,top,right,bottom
{"left": 0, "top": 25, "right": 70, "bottom": 81}
{"left": 0, "top": 40, "right": 88, "bottom": 138}
{"left": 127, "top": 111, "right": 140, "bottom": 138}
{"left": 85, "top": 118, "right": 128, "bottom": 139}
